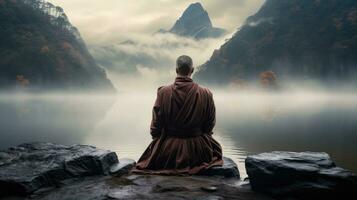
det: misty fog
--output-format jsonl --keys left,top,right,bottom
{"left": 47, "top": 0, "right": 264, "bottom": 44}
{"left": 1, "top": 77, "right": 357, "bottom": 177}
{"left": 89, "top": 32, "right": 232, "bottom": 87}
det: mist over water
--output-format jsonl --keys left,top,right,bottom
{"left": 1, "top": 77, "right": 357, "bottom": 177}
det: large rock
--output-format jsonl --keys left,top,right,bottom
{"left": 245, "top": 151, "right": 357, "bottom": 199}
{"left": 199, "top": 157, "right": 240, "bottom": 178}
{"left": 0, "top": 142, "right": 118, "bottom": 197}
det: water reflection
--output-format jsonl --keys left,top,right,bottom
{"left": 214, "top": 91, "right": 357, "bottom": 176}
{"left": 0, "top": 94, "right": 115, "bottom": 148}
{"left": 0, "top": 91, "right": 356, "bottom": 177}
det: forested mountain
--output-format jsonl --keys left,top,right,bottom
{"left": 161, "top": 2, "right": 226, "bottom": 39}
{"left": 0, "top": 0, "right": 114, "bottom": 91}
{"left": 196, "top": 0, "right": 357, "bottom": 84}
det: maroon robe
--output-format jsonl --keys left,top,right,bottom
{"left": 132, "top": 76, "right": 223, "bottom": 175}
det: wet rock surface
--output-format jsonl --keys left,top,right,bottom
{"left": 0, "top": 142, "right": 118, "bottom": 197}
{"left": 0, "top": 142, "right": 271, "bottom": 200}
{"left": 27, "top": 175, "right": 272, "bottom": 200}
{"left": 245, "top": 151, "right": 357, "bottom": 199}
{"left": 3, "top": 143, "right": 356, "bottom": 200}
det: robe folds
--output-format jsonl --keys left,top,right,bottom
{"left": 132, "top": 76, "right": 223, "bottom": 175}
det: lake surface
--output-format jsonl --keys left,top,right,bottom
{"left": 1, "top": 90, "right": 357, "bottom": 177}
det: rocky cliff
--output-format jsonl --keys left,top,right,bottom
{"left": 196, "top": 0, "right": 357, "bottom": 84}
{"left": 0, "top": 0, "right": 115, "bottom": 91}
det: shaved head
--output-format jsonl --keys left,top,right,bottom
{"left": 176, "top": 55, "right": 194, "bottom": 76}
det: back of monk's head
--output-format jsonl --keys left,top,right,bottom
{"left": 176, "top": 55, "right": 194, "bottom": 76}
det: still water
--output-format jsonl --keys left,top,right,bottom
{"left": 1, "top": 90, "right": 357, "bottom": 177}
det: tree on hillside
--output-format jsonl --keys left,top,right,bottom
{"left": 260, "top": 71, "right": 278, "bottom": 89}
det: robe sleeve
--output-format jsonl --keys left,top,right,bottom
{"left": 202, "top": 90, "right": 216, "bottom": 135}
{"left": 150, "top": 87, "right": 164, "bottom": 139}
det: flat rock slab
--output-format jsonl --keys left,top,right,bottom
{"left": 0, "top": 142, "right": 118, "bottom": 197}
{"left": 31, "top": 175, "right": 273, "bottom": 200}
{"left": 245, "top": 151, "right": 357, "bottom": 199}
{"left": 199, "top": 157, "right": 240, "bottom": 178}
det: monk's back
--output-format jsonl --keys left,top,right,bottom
{"left": 158, "top": 77, "right": 215, "bottom": 138}
{"left": 133, "top": 55, "right": 222, "bottom": 175}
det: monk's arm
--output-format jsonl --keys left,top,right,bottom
{"left": 150, "top": 88, "right": 163, "bottom": 139}
{"left": 202, "top": 91, "right": 216, "bottom": 134}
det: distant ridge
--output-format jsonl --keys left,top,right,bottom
{"left": 196, "top": 0, "right": 357, "bottom": 84}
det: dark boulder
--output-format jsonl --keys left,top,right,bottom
{"left": 199, "top": 157, "right": 240, "bottom": 178}
{"left": 0, "top": 142, "right": 118, "bottom": 197}
{"left": 245, "top": 151, "right": 357, "bottom": 199}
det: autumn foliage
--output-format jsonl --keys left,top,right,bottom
{"left": 62, "top": 42, "right": 72, "bottom": 50}
{"left": 260, "top": 71, "right": 277, "bottom": 89}
{"left": 40, "top": 46, "right": 50, "bottom": 53}
{"left": 16, "top": 75, "right": 30, "bottom": 87}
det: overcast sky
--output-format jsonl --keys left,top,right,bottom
{"left": 48, "top": 0, "right": 264, "bottom": 45}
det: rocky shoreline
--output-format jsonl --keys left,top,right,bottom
{"left": 0, "top": 143, "right": 356, "bottom": 200}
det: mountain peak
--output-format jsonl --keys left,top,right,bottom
{"left": 181, "top": 2, "right": 209, "bottom": 24}
{"left": 186, "top": 2, "right": 205, "bottom": 12}
{"left": 188, "top": 2, "right": 204, "bottom": 9}
{"left": 168, "top": 2, "right": 225, "bottom": 39}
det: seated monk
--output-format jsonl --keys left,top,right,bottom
{"left": 132, "top": 55, "right": 223, "bottom": 175}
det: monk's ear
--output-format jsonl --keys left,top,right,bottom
{"left": 191, "top": 68, "right": 194, "bottom": 74}
{"left": 176, "top": 68, "right": 179, "bottom": 74}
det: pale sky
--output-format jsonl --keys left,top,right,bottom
{"left": 48, "top": 0, "right": 265, "bottom": 45}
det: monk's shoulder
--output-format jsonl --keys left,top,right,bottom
{"left": 197, "top": 84, "right": 213, "bottom": 97}
{"left": 157, "top": 85, "right": 171, "bottom": 95}
{"left": 157, "top": 86, "right": 164, "bottom": 92}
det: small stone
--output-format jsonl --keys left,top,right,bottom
{"left": 153, "top": 185, "right": 189, "bottom": 193}
{"left": 109, "top": 158, "right": 136, "bottom": 176}
{"left": 199, "top": 157, "right": 240, "bottom": 178}
{"left": 201, "top": 186, "right": 218, "bottom": 192}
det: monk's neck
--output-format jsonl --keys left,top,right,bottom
{"left": 176, "top": 75, "right": 192, "bottom": 78}
{"left": 175, "top": 75, "right": 193, "bottom": 83}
